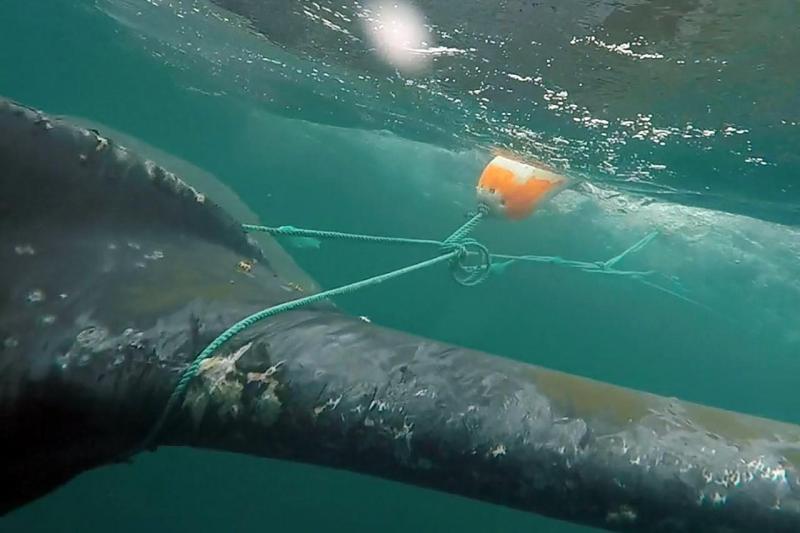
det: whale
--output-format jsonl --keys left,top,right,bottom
{"left": 2, "top": 97, "right": 799, "bottom": 532}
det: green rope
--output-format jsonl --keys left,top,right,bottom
{"left": 144, "top": 215, "right": 488, "bottom": 448}
{"left": 143, "top": 249, "right": 460, "bottom": 448}
{"left": 146, "top": 211, "right": 670, "bottom": 450}
{"left": 243, "top": 224, "right": 444, "bottom": 249}
{"left": 243, "top": 209, "right": 488, "bottom": 252}
{"left": 491, "top": 232, "right": 659, "bottom": 277}
{"left": 487, "top": 231, "right": 713, "bottom": 313}
{"left": 443, "top": 208, "right": 487, "bottom": 244}
{"left": 601, "top": 231, "right": 658, "bottom": 269}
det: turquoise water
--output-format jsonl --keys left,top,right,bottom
{"left": 2, "top": 0, "right": 799, "bottom": 531}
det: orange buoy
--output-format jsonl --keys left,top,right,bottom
{"left": 476, "top": 153, "right": 570, "bottom": 220}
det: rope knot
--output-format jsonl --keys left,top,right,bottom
{"left": 446, "top": 238, "right": 492, "bottom": 286}
{"left": 439, "top": 240, "right": 467, "bottom": 257}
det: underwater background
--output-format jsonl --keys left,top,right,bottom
{"left": 1, "top": 0, "right": 799, "bottom": 531}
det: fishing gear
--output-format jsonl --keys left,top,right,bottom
{"left": 145, "top": 153, "right": 676, "bottom": 446}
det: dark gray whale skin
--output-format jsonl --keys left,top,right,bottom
{"left": 1, "top": 97, "right": 799, "bottom": 532}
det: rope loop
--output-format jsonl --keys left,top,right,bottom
{"left": 448, "top": 239, "right": 492, "bottom": 286}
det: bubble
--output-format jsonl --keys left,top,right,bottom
{"left": 144, "top": 250, "right": 164, "bottom": 260}
{"left": 26, "top": 289, "right": 45, "bottom": 303}
{"left": 3, "top": 337, "right": 19, "bottom": 349}
{"left": 55, "top": 354, "right": 70, "bottom": 371}
{"left": 14, "top": 244, "right": 35, "bottom": 255}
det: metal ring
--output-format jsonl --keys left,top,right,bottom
{"left": 449, "top": 240, "right": 492, "bottom": 286}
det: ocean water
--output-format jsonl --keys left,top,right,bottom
{"left": 1, "top": 0, "right": 799, "bottom": 531}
